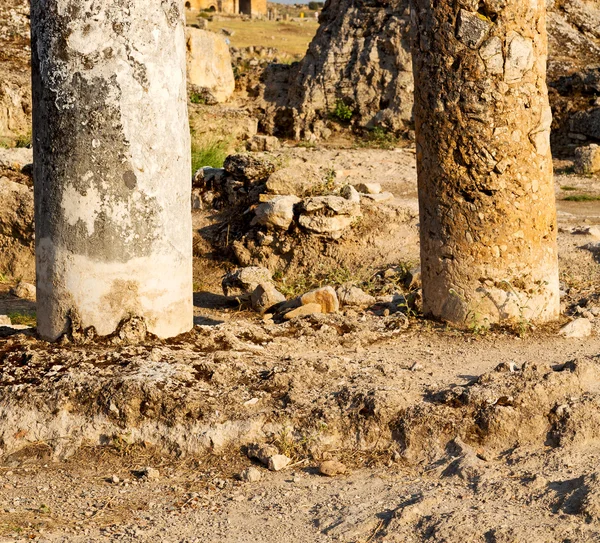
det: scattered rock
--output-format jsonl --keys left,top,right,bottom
{"left": 186, "top": 28, "right": 235, "bottom": 103}
{"left": 240, "top": 466, "right": 262, "bottom": 483}
{"left": 319, "top": 460, "right": 347, "bottom": 477}
{"left": 268, "top": 454, "right": 291, "bottom": 471}
{"left": 224, "top": 154, "right": 275, "bottom": 182}
{"left": 248, "top": 135, "right": 280, "bottom": 152}
{"left": 574, "top": 144, "right": 600, "bottom": 174}
{"left": 300, "top": 286, "right": 339, "bottom": 313}
{"left": 284, "top": 303, "right": 323, "bottom": 320}
{"left": 140, "top": 467, "right": 160, "bottom": 481}
{"left": 559, "top": 318, "right": 592, "bottom": 338}
{"left": 336, "top": 285, "right": 375, "bottom": 308}
{"left": 108, "top": 475, "right": 120, "bottom": 484}
{"left": 11, "top": 281, "right": 35, "bottom": 301}
{"left": 114, "top": 316, "right": 147, "bottom": 345}
{"left": 298, "top": 195, "right": 361, "bottom": 239}
{"left": 353, "top": 182, "right": 381, "bottom": 195}
{"left": 250, "top": 283, "right": 286, "bottom": 314}
{"left": 247, "top": 443, "right": 279, "bottom": 465}
{"left": 405, "top": 266, "right": 422, "bottom": 290}
{"left": 252, "top": 195, "right": 301, "bottom": 230}
{"left": 222, "top": 267, "right": 273, "bottom": 296}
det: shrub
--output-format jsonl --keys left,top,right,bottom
{"left": 331, "top": 99, "right": 354, "bottom": 123}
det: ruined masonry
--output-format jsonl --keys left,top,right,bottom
{"left": 410, "top": 0, "right": 560, "bottom": 325}
{"left": 30, "top": 0, "right": 194, "bottom": 340}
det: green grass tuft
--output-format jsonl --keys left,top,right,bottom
{"left": 191, "top": 139, "right": 229, "bottom": 173}
{"left": 7, "top": 310, "right": 36, "bottom": 326}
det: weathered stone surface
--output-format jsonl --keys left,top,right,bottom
{"left": 224, "top": 154, "right": 275, "bottom": 182}
{"left": 574, "top": 144, "right": 600, "bottom": 174}
{"left": 284, "top": 302, "right": 322, "bottom": 320}
{"left": 301, "top": 286, "right": 339, "bottom": 313}
{"left": 336, "top": 285, "right": 375, "bottom": 308}
{"left": 222, "top": 266, "right": 272, "bottom": 296}
{"left": 362, "top": 192, "right": 394, "bottom": 203}
{"left": 0, "top": 176, "right": 34, "bottom": 279}
{"left": 266, "top": 164, "right": 322, "bottom": 196}
{"left": 250, "top": 283, "right": 286, "bottom": 314}
{"left": 186, "top": 28, "right": 235, "bottom": 103}
{"left": 252, "top": 195, "right": 301, "bottom": 230}
{"left": 410, "top": 0, "right": 559, "bottom": 326}
{"left": 559, "top": 318, "right": 592, "bottom": 338}
{"left": 0, "top": 315, "right": 11, "bottom": 326}
{"left": 31, "top": 0, "right": 193, "bottom": 340}
{"left": 456, "top": 9, "right": 492, "bottom": 49}
{"left": 247, "top": 443, "right": 279, "bottom": 465}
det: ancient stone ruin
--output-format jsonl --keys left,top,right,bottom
{"left": 30, "top": 0, "right": 194, "bottom": 340}
{"left": 410, "top": 0, "right": 560, "bottom": 325}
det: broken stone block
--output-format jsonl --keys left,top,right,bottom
{"left": 11, "top": 281, "right": 35, "bottom": 301}
{"left": 222, "top": 267, "right": 273, "bottom": 296}
{"left": 268, "top": 454, "right": 291, "bottom": 471}
{"left": 319, "top": 460, "right": 347, "bottom": 477}
{"left": 186, "top": 28, "right": 235, "bottom": 103}
{"left": 251, "top": 283, "right": 286, "bottom": 314}
{"left": 300, "top": 286, "right": 339, "bottom": 313}
{"left": 336, "top": 285, "right": 376, "bottom": 308}
{"left": 192, "top": 167, "right": 225, "bottom": 190}
{"left": 559, "top": 318, "right": 592, "bottom": 338}
{"left": 224, "top": 154, "right": 275, "bottom": 182}
{"left": 298, "top": 195, "right": 361, "bottom": 239}
{"left": 252, "top": 195, "right": 301, "bottom": 230}
{"left": 247, "top": 443, "right": 279, "bottom": 465}
{"left": 340, "top": 185, "right": 360, "bottom": 203}
{"left": 574, "top": 144, "right": 600, "bottom": 174}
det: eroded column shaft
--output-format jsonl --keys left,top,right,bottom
{"left": 409, "top": 0, "right": 559, "bottom": 325}
{"left": 31, "top": 0, "right": 193, "bottom": 340}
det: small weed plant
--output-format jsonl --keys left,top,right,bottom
{"left": 191, "top": 139, "right": 229, "bottom": 172}
{"left": 331, "top": 99, "right": 354, "bottom": 123}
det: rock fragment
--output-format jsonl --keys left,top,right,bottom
{"left": 300, "top": 286, "right": 339, "bottom": 313}
{"left": 11, "top": 281, "right": 35, "bottom": 301}
{"left": 240, "top": 467, "right": 262, "bottom": 483}
{"left": 268, "top": 454, "right": 291, "bottom": 471}
{"left": 319, "top": 460, "right": 347, "bottom": 477}
{"left": 222, "top": 267, "right": 273, "bottom": 296}
{"left": 559, "top": 318, "right": 592, "bottom": 338}
{"left": 248, "top": 135, "right": 280, "bottom": 152}
{"left": 574, "top": 144, "right": 600, "bottom": 174}
{"left": 336, "top": 285, "right": 375, "bottom": 308}
{"left": 224, "top": 154, "right": 275, "bottom": 182}
{"left": 251, "top": 283, "right": 286, "bottom": 314}
{"left": 252, "top": 195, "right": 301, "bottom": 230}
{"left": 353, "top": 182, "right": 381, "bottom": 195}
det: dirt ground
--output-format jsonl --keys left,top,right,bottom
{"left": 2, "top": 142, "right": 600, "bottom": 542}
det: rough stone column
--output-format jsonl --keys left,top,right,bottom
{"left": 31, "top": 0, "right": 193, "bottom": 340}
{"left": 409, "top": 0, "right": 559, "bottom": 326}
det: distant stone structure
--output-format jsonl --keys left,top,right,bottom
{"left": 30, "top": 0, "right": 194, "bottom": 340}
{"left": 185, "top": 0, "right": 267, "bottom": 17}
{"left": 410, "top": 0, "right": 560, "bottom": 326}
